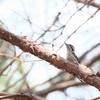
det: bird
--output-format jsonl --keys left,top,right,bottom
{"left": 64, "top": 43, "right": 80, "bottom": 80}
{"left": 64, "top": 43, "right": 80, "bottom": 65}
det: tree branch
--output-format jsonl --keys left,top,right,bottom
{"left": 75, "top": 0, "right": 100, "bottom": 9}
{"left": 0, "top": 28, "right": 100, "bottom": 90}
{"left": 85, "top": 53, "right": 100, "bottom": 67}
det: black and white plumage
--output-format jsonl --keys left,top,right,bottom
{"left": 64, "top": 43, "right": 83, "bottom": 82}
{"left": 64, "top": 43, "right": 80, "bottom": 65}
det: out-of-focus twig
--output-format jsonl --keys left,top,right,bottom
{"left": 75, "top": 0, "right": 100, "bottom": 9}
{"left": 80, "top": 43, "right": 100, "bottom": 61}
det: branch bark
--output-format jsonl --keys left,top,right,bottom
{"left": 0, "top": 28, "right": 100, "bottom": 90}
{"left": 0, "top": 92, "right": 46, "bottom": 100}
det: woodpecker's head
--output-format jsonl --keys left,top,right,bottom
{"left": 64, "top": 43, "right": 75, "bottom": 52}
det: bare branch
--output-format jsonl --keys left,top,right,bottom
{"left": 0, "top": 92, "right": 46, "bottom": 100}
{"left": 75, "top": 0, "right": 100, "bottom": 8}
{"left": 0, "top": 28, "right": 100, "bottom": 90}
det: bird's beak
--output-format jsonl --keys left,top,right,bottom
{"left": 64, "top": 42, "right": 68, "bottom": 46}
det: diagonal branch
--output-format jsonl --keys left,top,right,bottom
{"left": 0, "top": 28, "right": 100, "bottom": 90}
{"left": 75, "top": 0, "right": 100, "bottom": 9}
{"left": 85, "top": 53, "right": 100, "bottom": 67}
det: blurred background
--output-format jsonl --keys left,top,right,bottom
{"left": 0, "top": 0, "right": 100, "bottom": 100}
